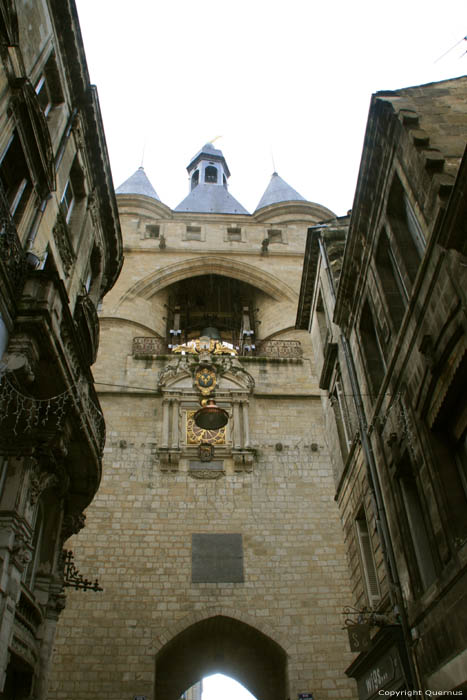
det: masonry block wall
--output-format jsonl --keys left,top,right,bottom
{"left": 48, "top": 188, "right": 358, "bottom": 699}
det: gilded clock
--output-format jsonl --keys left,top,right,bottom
{"left": 186, "top": 410, "right": 226, "bottom": 445}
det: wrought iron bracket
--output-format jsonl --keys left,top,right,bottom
{"left": 62, "top": 549, "right": 103, "bottom": 592}
{"left": 341, "top": 605, "right": 400, "bottom": 629}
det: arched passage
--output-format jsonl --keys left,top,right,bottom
{"left": 154, "top": 615, "right": 287, "bottom": 700}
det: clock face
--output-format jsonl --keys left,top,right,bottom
{"left": 186, "top": 410, "right": 226, "bottom": 445}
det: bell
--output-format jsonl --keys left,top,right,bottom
{"left": 194, "top": 398, "right": 228, "bottom": 430}
{"left": 200, "top": 327, "right": 222, "bottom": 341}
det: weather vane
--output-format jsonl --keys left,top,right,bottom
{"left": 434, "top": 35, "right": 467, "bottom": 63}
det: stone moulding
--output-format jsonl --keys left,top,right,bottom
{"left": 188, "top": 468, "right": 225, "bottom": 480}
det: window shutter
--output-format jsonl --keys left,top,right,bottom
{"left": 356, "top": 516, "right": 380, "bottom": 606}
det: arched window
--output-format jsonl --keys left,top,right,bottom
{"left": 191, "top": 170, "right": 199, "bottom": 190}
{"left": 205, "top": 166, "right": 218, "bottom": 183}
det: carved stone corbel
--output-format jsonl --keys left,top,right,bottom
{"left": 28, "top": 460, "right": 59, "bottom": 506}
{"left": 232, "top": 450, "right": 255, "bottom": 473}
{"left": 11, "top": 534, "right": 33, "bottom": 571}
{"left": 33, "top": 437, "right": 71, "bottom": 500}
{"left": 61, "top": 511, "right": 86, "bottom": 544}
{"left": 158, "top": 448, "right": 181, "bottom": 472}
{"left": 46, "top": 589, "right": 67, "bottom": 620}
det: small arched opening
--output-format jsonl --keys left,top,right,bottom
{"left": 191, "top": 170, "right": 199, "bottom": 190}
{"left": 155, "top": 615, "right": 287, "bottom": 700}
{"left": 205, "top": 165, "right": 218, "bottom": 183}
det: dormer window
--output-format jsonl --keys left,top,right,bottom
{"left": 205, "top": 166, "right": 218, "bottom": 184}
{"left": 191, "top": 170, "right": 199, "bottom": 190}
{"left": 146, "top": 224, "right": 160, "bottom": 239}
{"left": 267, "top": 229, "right": 283, "bottom": 243}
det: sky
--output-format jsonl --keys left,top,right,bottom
{"left": 202, "top": 674, "right": 256, "bottom": 700}
{"left": 74, "top": 0, "right": 466, "bottom": 217}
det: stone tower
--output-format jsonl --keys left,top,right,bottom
{"left": 49, "top": 145, "right": 357, "bottom": 700}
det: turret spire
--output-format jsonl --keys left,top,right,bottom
{"left": 115, "top": 167, "right": 160, "bottom": 201}
{"left": 255, "top": 172, "right": 306, "bottom": 211}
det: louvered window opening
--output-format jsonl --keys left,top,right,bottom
{"left": 356, "top": 513, "right": 380, "bottom": 606}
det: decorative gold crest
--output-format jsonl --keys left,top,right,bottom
{"left": 194, "top": 367, "right": 216, "bottom": 396}
{"left": 199, "top": 443, "right": 214, "bottom": 462}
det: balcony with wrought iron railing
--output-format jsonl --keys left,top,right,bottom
{"left": 0, "top": 180, "right": 28, "bottom": 303}
{"left": 132, "top": 336, "right": 303, "bottom": 360}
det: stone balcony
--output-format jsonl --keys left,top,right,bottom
{"left": 1, "top": 270, "right": 105, "bottom": 509}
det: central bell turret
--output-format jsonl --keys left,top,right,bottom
{"left": 174, "top": 143, "right": 249, "bottom": 214}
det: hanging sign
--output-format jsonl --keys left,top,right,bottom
{"left": 347, "top": 623, "right": 371, "bottom": 652}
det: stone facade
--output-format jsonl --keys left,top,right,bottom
{"left": 48, "top": 152, "right": 358, "bottom": 699}
{"left": 299, "top": 77, "right": 467, "bottom": 696}
{"left": 0, "top": 1, "right": 122, "bottom": 697}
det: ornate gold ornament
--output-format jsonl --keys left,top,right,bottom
{"left": 186, "top": 410, "right": 226, "bottom": 445}
{"left": 172, "top": 339, "right": 237, "bottom": 356}
{"left": 194, "top": 367, "right": 216, "bottom": 396}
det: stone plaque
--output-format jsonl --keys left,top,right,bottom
{"left": 189, "top": 460, "right": 223, "bottom": 471}
{"left": 192, "top": 533, "right": 244, "bottom": 583}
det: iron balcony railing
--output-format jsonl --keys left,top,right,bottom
{"left": 0, "top": 180, "right": 27, "bottom": 300}
{"left": 132, "top": 337, "right": 303, "bottom": 359}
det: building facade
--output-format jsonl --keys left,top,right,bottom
{"left": 298, "top": 77, "right": 467, "bottom": 697}
{"left": 48, "top": 144, "right": 358, "bottom": 699}
{"left": 0, "top": 1, "right": 122, "bottom": 697}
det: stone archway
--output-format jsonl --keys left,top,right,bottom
{"left": 117, "top": 255, "right": 298, "bottom": 306}
{"left": 154, "top": 615, "right": 288, "bottom": 700}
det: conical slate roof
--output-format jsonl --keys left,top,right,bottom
{"left": 115, "top": 167, "right": 160, "bottom": 200}
{"left": 255, "top": 172, "right": 306, "bottom": 211}
{"left": 175, "top": 186, "right": 249, "bottom": 215}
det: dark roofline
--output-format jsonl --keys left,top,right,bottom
{"left": 48, "top": 0, "right": 123, "bottom": 295}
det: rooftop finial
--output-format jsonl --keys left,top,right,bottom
{"left": 270, "top": 148, "right": 276, "bottom": 175}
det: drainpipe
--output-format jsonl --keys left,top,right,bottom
{"left": 317, "top": 233, "right": 421, "bottom": 690}
{"left": 0, "top": 313, "right": 8, "bottom": 362}
{"left": 27, "top": 196, "right": 49, "bottom": 249}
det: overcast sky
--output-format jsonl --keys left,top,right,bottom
{"left": 75, "top": 1, "right": 466, "bottom": 217}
